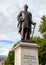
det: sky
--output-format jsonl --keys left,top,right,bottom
{"left": 0, "top": 0, "right": 46, "bottom": 55}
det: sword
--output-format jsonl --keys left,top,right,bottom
{"left": 32, "top": 23, "right": 36, "bottom": 37}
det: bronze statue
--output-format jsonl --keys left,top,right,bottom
{"left": 17, "top": 4, "right": 36, "bottom": 41}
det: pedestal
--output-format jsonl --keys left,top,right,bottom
{"left": 13, "top": 42, "right": 39, "bottom": 65}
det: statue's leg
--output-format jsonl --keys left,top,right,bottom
{"left": 25, "top": 28, "right": 28, "bottom": 40}
{"left": 28, "top": 29, "right": 30, "bottom": 39}
{"left": 25, "top": 28, "right": 30, "bottom": 40}
{"left": 21, "top": 28, "right": 25, "bottom": 40}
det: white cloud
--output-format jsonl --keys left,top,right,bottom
{"left": 0, "top": 41, "right": 14, "bottom": 55}
{"left": 38, "top": 10, "right": 46, "bottom": 17}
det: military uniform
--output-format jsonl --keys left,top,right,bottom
{"left": 17, "top": 10, "right": 34, "bottom": 40}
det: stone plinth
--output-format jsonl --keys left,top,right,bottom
{"left": 13, "top": 42, "right": 39, "bottom": 65}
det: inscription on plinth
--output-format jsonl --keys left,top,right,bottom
{"left": 23, "top": 54, "right": 37, "bottom": 65}
{"left": 21, "top": 47, "right": 39, "bottom": 65}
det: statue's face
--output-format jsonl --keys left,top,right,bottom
{"left": 24, "top": 5, "right": 28, "bottom": 11}
{"left": 24, "top": 7, "right": 27, "bottom": 11}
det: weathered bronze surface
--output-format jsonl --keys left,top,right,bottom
{"left": 17, "top": 4, "right": 36, "bottom": 41}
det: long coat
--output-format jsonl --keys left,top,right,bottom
{"left": 17, "top": 11, "right": 33, "bottom": 34}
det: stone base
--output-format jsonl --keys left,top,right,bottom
{"left": 13, "top": 42, "right": 40, "bottom": 65}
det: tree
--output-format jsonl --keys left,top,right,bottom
{"left": 4, "top": 51, "right": 14, "bottom": 65}
{"left": 4, "top": 44, "right": 16, "bottom": 65}
{"left": 31, "top": 37, "right": 46, "bottom": 65}
{"left": 39, "top": 15, "right": 46, "bottom": 38}
{"left": 39, "top": 39, "right": 46, "bottom": 65}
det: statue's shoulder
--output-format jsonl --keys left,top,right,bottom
{"left": 19, "top": 11, "right": 23, "bottom": 13}
{"left": 21, "top": 11, "right": 25, "bottom": 13}
{"left": 19, "top": 11, "right": 24, "bottom": 14}
{"left": 28, "top": 11, "right": 32, "bottom": 16}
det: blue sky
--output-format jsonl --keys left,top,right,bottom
{"left": 0, "top": 0, "right": 46, "bottom": 55}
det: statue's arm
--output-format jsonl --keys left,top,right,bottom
{"left": 17, "top": 11, "right": 22, "bottom": 21}
{"left": 17, "top": 11, "right": 22, "bottom": 28}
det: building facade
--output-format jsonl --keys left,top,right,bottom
{"left": 0, "top": 55, "right": 6, "bottom": 65}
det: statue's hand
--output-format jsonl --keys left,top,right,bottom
{"left": 34, "top": 22, "right": 36, "bottom": 25}
{"left": 20, "top": 17, "right": 23, "bottom": 21}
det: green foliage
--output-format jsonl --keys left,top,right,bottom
{"left": 4, "top": 44, "right": 16, "bottom": 65}
{"left": 31, "top": 37, "right": 46, "bottom": 65}
{"left": 38, "top": 39, "right": 46, "bottom": 65}
{"left": 4, "top": 51, "right": 14, "bottom": 65}
{"left": 39, "top": 15, "right": 46, "bottom": 38}
{"left": 31, "top": 36, "right": 41, "bottom": 45}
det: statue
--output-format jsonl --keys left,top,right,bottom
{"left": 17, "top": 4, "right": 36, "bottom": 41}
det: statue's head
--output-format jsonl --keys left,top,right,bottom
{"left": 24, "top": 4, "right": 28, "bottom": 11}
